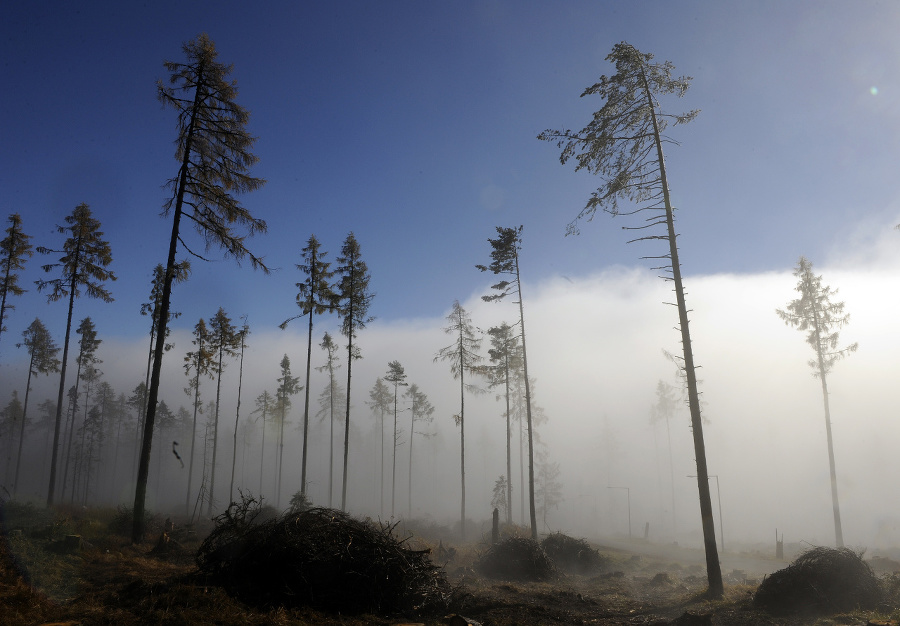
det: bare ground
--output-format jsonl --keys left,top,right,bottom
{"left": 1, "top": 508, "right": 899, "bottom": 626}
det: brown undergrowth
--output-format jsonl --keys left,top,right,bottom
{"left": 4, "top": 500, "right": 900, "bottom": 625}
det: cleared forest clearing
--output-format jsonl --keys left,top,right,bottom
{"left": 2, "top": 501, "right": 899, "bottom": 625}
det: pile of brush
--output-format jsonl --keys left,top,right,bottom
{"left": 754, "top": 546, "right": 882, "bottom": 616}
{"left": 540, "top": 533, "right": 607, "bottom": 575}
{"left": 475, "top": 537, "right": 556, "bottom": 581}
{"left": 195, "top": 495, "right": 452, "bottom": 615}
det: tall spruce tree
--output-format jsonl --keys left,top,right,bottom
{"left": 280, "top": 235, "right": 337, "bottom": 499}
{"left": 335, "top": 232, "right": 373, "bottom": 511}
{"left": 1, "top": 214, "right": 33, "bottom": 353}
{"left": 36, "top": 203, "right": 115, "bottom": 508}
{"left": 776, "top": 257, "right": 857, "bottom": 547}
{"left": 476, "top": 226, "right": 539, "bottom": 539}
{"left": 135, "top": 34, "right": 268, "bottom": 542}
{"left": 434, "top": 300, "right": 483, "bottom": 539}
{"left": 384, "top": 360, "right": 407, "bottom": 517}
{"left": 15, "top": 319, "right": 60, "bottom": 496}
{"left": 538, "top": 42, "right": 723, "bottom": 596}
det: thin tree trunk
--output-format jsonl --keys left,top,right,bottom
{"left": 277, "top": 397, "right": 285, "bottom": 508}
{"left": 458, "top": 322, "right": 466, "bottom": 540}
{"left": 133, "top": 66, "right": 202, "bottom": 541}
{"left": 643, "top": 73, "right": 723, "bottom": 596}
{"left": 229, "top": 337, "right": 245, "bottom": 506}
{"left": 391, "top": 385, "right": 398, "bottom": 518}
{"left": 408, "top": 398, "right": 414, "bottom": 519}
{"left": 301, "top": 308, "right": 314, "bottom": 498}
{"left": 47, "top": 254, "right": 79, "bottom": 507}
{"left": 328, "top": 376, "right": 334, "bottom": 507}
{"left": 341, "top": 292, "right": 354, "bottom": 512}
{"left": 513, "top": 255, "right": 537, "bottom": 540}
{"left": 810, "top": 296, "right": 844, "bottom": 547}
{"left": 258, "top": 406, "right": 265, "bottom": 497}
{"left": 13, "top": 352, "right": 35, "bottom": 496}
{"left": 208, "top": 349, "right": 224, "bottom": 516}
{"left": 504, "top": 360, "right": 512, "bottom": 525}
{"left": 186, "top": 349, "right": 202, "bottom": 515}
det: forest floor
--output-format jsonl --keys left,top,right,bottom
{"left": 1, "top": 502, "right": 899, "bottom": 626}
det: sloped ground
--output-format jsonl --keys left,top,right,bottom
{"left": 3, "top": 502, "right": 900, "bottom": 625}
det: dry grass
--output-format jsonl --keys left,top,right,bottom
{"left": 5, "top": 500, "right": 900, "bottom": 625}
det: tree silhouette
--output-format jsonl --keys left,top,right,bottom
{"left": 183, "top": 317, "right": 213, "bottom": 515}
{"left": 650, "top": 379, "right": 680, "bottom": 538}
{"left": 206, "top": 307, "right": 240, "bottom": 515}
{"left": 135, "top": 33, "right": 268, "bottom": 542}
{"left": 434, "top": 300, "right": 483, "bottom": 539}
{"left": 335, "top": 232, "right": 373, "bottom": 511}
{"left": 404, "top": 383, "right": 434, "bottom": 518}
{"left": 0, "top": 214, "right": 33, "bottom": 354}
{"left": 14, "top": 319, "right": 60, "bottom": 496}
{"left": 275, "top": 353, "right": 301, "bottom": 508}
{"left": 36, "top": 203, "right": 115, "bottom": 508}
{"left": 538, "top": 42, "right": 722, "bottom": 596}
{"left": 476, "top": 225, "right": 539, "bottom": 540}
{"left": 316, "top": 332, "right": 342, "bottom": 507}
{"left": 777, "top": 256, "right": 857, "bottom": 548}
{"left": 366, "top": 376, "right": 391, "bottom": 515}
{"left": 483, "top": 322, "right": 522, "bottom": 525}
{"left": 138, "top": 262, "right": 189, "bottom": 464}
{"left": 228, "top": 322, "right": 249, "bottom": 506}
{"left": 281, "top": 235, "right": 337, "bottom": 499}
{"left": 68, "top": 318, "right": 102, "bottom": 505}
{"left": 250, "top": 390, "right": 275, "bottom": 498}
{"left": 384, "top": 360, "right": 408, "bottom": 517}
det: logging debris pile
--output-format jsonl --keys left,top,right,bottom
{"left": 540, "top": 532, "right": 607, "bottom": 575}
{"left": 753, "top": 546, "right": 882, "bottom": 616}
{"left": 195, "top": 497, "right": 453, "bottom": 615}
{"left": 475, "top": 537, "right": 556, "bottom": 581}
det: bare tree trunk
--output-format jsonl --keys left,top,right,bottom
{"left": 645, "top": 77, "right": 722, "bottom": 596}
{"left": 229, "top": 337, "right": 246, "bottom": 506}
{"left": 47, "top": 268, "right": 78, "bottom": 507}
{"left": 13, "top": 352, "right": 35, "bottom": 496}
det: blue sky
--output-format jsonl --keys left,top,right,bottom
{"left": 4, "top": 0, "right": 898, "bottom": 338}
{"left": 4, "top": 2, "right": 900, "bottom": 543}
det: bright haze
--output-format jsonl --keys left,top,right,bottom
{"left": 2, "top": 2, "right": 900, "bottom": 551}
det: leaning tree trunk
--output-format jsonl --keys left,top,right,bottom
{"left": 133, "top": 69, "right": 201, "bottom": 542}
{"left": 47, "top": 262, "right": 78, "bottom": 507}
{"left": 812, "top": 310, "right": 844, "bottom": 547}
{"left": 645, "top": 75, "right": 723, "bottom": 597}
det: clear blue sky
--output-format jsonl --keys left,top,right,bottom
{"left": 3, "top": 0, "right": 899, "bottom": 338}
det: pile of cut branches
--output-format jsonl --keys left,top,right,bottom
{"left": 541, "top": 533, "right": 607, "bottom": 575}
{"left": 195, "top": 496, "right": 452, "bottom": 615}
{"left": 475, "top": 537, "right": 556, "bottom": 581}
{"left": 754, "top": 546, "right": 881, "bottom": 616}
